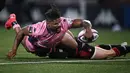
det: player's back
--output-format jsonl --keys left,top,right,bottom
{"left": 28, "top": 17, "right": 72, "bottom": 48}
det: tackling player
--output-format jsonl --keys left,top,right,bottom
{"left": 76, "top": 30, "right": 130, "bottom": 59}
{"left": 51, "top": 29, "right": 130, "bottom": 59}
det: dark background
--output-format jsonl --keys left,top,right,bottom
{"left": 0, "top": 0, "right": 130, "bottom": 29}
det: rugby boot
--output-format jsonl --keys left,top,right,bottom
{"left": 5, "top": 14, "right": 17, "bottom": 29}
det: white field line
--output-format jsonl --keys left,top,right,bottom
{"left": 0, "top": 59, "right": 130, "bottom": 65}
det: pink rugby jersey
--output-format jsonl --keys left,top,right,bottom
{"left": 25, "top": 17, "right": 73, "bottom": 52}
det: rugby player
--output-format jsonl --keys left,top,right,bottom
{"left": 5, "top": 4, "right": 93, "bottom": 59}
{"left": 50, "top": 29, "right": 130, "bottom": 59}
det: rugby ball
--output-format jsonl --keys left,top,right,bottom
{"left": 78, "top": 29, "right": 99, "bottom": 43}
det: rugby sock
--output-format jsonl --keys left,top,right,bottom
{"left": 12, "top": 21, "right": 20, "bottom": 29}
{"left": 99, "top": 44, "right": 130, "bottom": 56}
{"left": 126, "top": 46, "right": 130, "bottom": 52}
{"left": 111, "top": 45, "right": 130, "bottom": 56}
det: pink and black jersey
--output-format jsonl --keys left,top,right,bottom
{"left": 24, "top": 17, "right": 73, "bottom": 52}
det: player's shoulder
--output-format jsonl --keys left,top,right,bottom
{"left": 60, "top": 17, "right": 73, "bottom": 25}
{"left": 36, "top": 20, "right": 46, "bottom": 25}
{"left": 30, "top": 20, "right": 46, "bottom": 27}
{"left": 60, "top": 17, "right": 66, "bottom": 22}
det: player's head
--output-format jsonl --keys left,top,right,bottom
{"left": 45, "top": 4, "right": 61, "bottom": 33}
{"left": 45, "top": 4, "right": 61, "bottom": 21}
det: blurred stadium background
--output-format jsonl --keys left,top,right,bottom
{"left": 0, "top": 0, "right": 130, "bottom": 30}
{"left": 0, "top": 0, "right": 130, "bottom": 73}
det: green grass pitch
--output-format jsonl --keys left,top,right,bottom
{"left": 0, "top": 27, "right": 130, "bottom": 73}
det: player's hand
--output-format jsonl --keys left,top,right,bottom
{"left": 7, "top": 49, "right": 17, "bottom": 59}
{"left": 83, "top": 20, "right": 92, "bottom": 29}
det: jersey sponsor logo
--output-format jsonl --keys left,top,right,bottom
{"left": 29, "top": 27, "right": 36, "bottom": 33}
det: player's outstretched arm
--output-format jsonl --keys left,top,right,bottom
{"left": 7, "top": 27, "right": 29, "bottom": 59}
{"left": 71, "top": 19, "right": 92, "bottom": 28}
{"left": 71, "top": 19, "right": 93, "bottom": 38}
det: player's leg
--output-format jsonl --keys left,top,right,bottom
{"left": 98, "top": 44, "right": 130, "bottom": 57}
{"left": 67, "top": 30, "right": 75, "bottom": 38}
{"left": 5, "top": 14, "right": 29, "bottom": 51}
{"left": 76, "top": 43, "right": 115, "bottom": 59}
{"left": 5, "top": 14, "right": 21, "bottom": 33}
{"left": 61, "top": 32, "right": 78, "bottom": 49}
{"left": 91, "top": 46, "right": 115, "bottom": 59}
{"left": 48, "top": 32, "right": 78, "bottom": 59}
{"left": 111, "top": 45, "right": 130, "bottom": 57}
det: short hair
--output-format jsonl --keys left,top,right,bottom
{"left": 44, "top": 4, "right": 61, "bottom": 21}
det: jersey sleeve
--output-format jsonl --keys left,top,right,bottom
{"left": 27, "top": 22, "right": 42, "bottom": 36}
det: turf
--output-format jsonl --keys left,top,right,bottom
{"left": 0, "top": 27, "right": 130, "bottom": 73}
